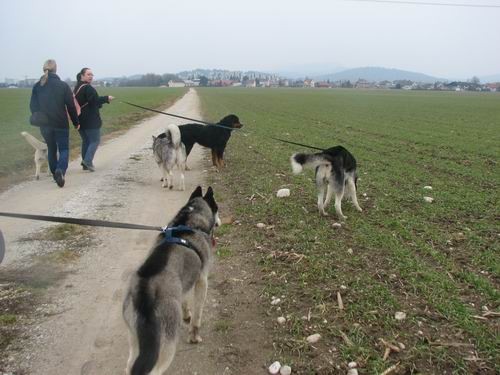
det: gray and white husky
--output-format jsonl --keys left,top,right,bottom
{"left": 152, "top": 124, "right": 186, "bottom": 190}
{"left": 123, "top": 186, "right": 221, "bottom": 375}
{"left": 291, "top": 146, "right": 362, "bottom": 219}
{"left": 21, "top": 131, "right": 48, "bottom": 180}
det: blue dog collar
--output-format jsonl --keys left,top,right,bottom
{"left": 160, "top": 225, "right": 194, "bottom": 248}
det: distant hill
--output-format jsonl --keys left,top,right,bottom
{"left": 479, "top": 74, "right": 500, "bottom": 83}
{"left": 315, "top": 67, "right": 442, "bottom": 83}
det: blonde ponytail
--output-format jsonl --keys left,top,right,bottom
{"left": 40, "top": 59, "right": 57, "bottom": 86}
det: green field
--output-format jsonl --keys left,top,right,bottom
{"left": 198, "top": 88, "right": 500, "bottom": 374}
{"left": 0, "top": 87, "right": 186, "bottom": 178}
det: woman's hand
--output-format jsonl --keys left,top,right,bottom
{"left": 108, "top": 96, "right": 115, "bottom": 102}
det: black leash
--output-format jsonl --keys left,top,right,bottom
{"left": 121, "top": 100, "right": 212, "bottom": 125}
{"left": 0, "top": 211, "right": 162, "bottom": 232}
{"left": 0, "top": 212, "right": 210, "bottom": 264}
{"left": 270, "top": 137, "right": 326, "bottom": 151}
{"left": 120, "top": 101, "right": 240, "bottom": 131}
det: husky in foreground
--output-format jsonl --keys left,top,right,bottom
{"left": 20, "top": 131, "right": 48, "bottom": 180}
{"left": 123, "top": 186, "right": 220, "bottom": 375}
{"left": 152, "top": 124, "right": 186, "bottom": 190}
{"left": 291, "top": 146, "right": 362, "bottom": 218}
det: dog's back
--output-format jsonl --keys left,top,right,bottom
{"left": 179, "top": 123, "right": 231, "bottom": 152}
{"left": 123, "top": 236, "right": 206, "bottom": 374}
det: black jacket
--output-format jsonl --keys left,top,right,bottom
{"left": 74, "top": 83, "right": 109, "bottom": 129}
{"left": 30, "top": 73, "right": 79, "bottom": 128}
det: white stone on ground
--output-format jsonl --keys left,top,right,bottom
{"left": 280, "top": 365, "right": 292, "bottom": 375}
{"left": 276, "top": 188, "right": 290, "bottom": 198}
{"left": 395, "top": 311, "right": 407, "bottom": 321}
{"left": 306, "top": 333, "right": 321, "bottom": 344}
{"left": 423, "top": 196, "right": 434, "bottom": 203}
{"left": 268, "top": 361, "right": 281, "bottom": 374}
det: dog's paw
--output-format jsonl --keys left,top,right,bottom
{"left": 189, "top": 327, "right": 202, "bottom": 344}
{"left": 356, "top": 207, "right": 363, "bottom": 212}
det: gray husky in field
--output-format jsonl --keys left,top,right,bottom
{"left": 21, "top": 131, "right": 48, "bottom": 180}
{"left": 291, "top": 146, "right": 362, "bottom": 219}
{"left": 123, "top": 186, "right": 221, "bottom": 375}
{"left": 152, "top": 124, "right": 186, "bottom": 190}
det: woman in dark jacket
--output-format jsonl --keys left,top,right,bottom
{"left": 30, "top": 59, "right": 80, "bottom": 187}
{"left": 74, "top": 67, "right": 114, "bottom": 172}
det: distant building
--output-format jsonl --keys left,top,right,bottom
{"left": 168, "top": 80, "right": 186, "bottom": 87}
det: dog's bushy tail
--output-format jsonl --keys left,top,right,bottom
{"left": 130, "top": 280, "right": 161, "bottom": 375}
{"left": 166, "top": 124, "right": 182, "bottom": 148}
{"left": 21, "top": 131, "right": 47, "bottom": 151}
{"left": 291, "top": 152, "right": 330, "bottom": 174}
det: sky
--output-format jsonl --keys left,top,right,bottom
{"left": 1, "top": 0, "right": 500, "bottom": 81}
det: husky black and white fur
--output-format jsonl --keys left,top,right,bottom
{"left": 152, "top": 124, "right": 186, "bottom": 190}
{"left": 123, "top": 186, "right": 221, "bottom": 375}
{"left": 20, "top": 131, "right": 48, "bottom": 180}
{"left": 291, "top": 146, "right": 362, "bottom": 218}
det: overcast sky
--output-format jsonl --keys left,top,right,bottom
{"left": 1, "top": 0, "right": 499, "bottom": 81}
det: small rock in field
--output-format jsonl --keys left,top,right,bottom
{"left": 398, "top": 342, "right": 406, "bottom": 350}
{"left": 306, "top": 333, "right": 321, "bottom": 344}
{"left": 423, "top": 185, "right": 433, "bottom": 190}
{"left": 256, "top": 223, "right": 266, "bottom": 229}
{"left": 276, "top": 188, "right": 290, "bottom": 198}
{"left": 280, "top": 365, "right": 292, "bottom": 375}
{"left": 347, "top": 248, "right": 353, "bottom": 255}
{"left": 332, "top": 222, "right": 342, "bottom": 229}
{"left": 348, "top": 361, "right": 357, "bottom": 368}
{"left": 347, "top": 369, "right": 359, "bottom": 375}
{"left": 395, "top": 311, "right": 406, "bottom": 321}
{"left": 423, "top": 196, "right": 434, "bottom": 203}
{"left": 277, "top": 316, "right": 286, "bottom": 325}
{"left": 271, "top": 298, "right": 281, "bottom": 305}
{"left": 268, "top": 361, "right": 281, "bottom": 374}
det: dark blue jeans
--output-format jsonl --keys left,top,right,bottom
{"left": 39, "top": 126, "right": 69, "bottom": 175}
{"left": 78, "top": 128, "right": 101, "bottom": 166}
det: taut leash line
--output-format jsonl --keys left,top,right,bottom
{"left": 0, "top": 212, "right": 162, "bottom": 232}
{"left": 120, "top": 101, "right": 240, "bottom": 131}
{"left": 120, "top": 100, "right": 213, "bottom": 125}
{"left": 270, "top": 137, "right": 326, "bottom": 151}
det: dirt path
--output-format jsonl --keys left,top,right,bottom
{"left": 0, "top": 89, "right": 270, "bottom": 374}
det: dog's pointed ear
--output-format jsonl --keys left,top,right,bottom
{"left": 152, "top": 135, "right": 156, "bottom": 141}
{"left": 203, "top": 186, "right": 214, "bottom": 200}
{"left": 189, "top": 186, "right": 203, "bottom": 200}
{"left": 203, "top": 186, "right": 218, "bottom": 213}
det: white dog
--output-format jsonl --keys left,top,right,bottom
{"left": 21, "top": 131, "right": 48, "bottom": 180}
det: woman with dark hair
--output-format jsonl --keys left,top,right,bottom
{"left": 74, "top": 68, "right": 114, "bottom": 172}
{"left": 30, "top": 59, "right": 80, "bottom": 187}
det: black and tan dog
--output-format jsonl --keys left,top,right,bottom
{"left": 178, "top": 114, "right": 243, "bottom": 169}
